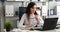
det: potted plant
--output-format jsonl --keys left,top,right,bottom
{"left": 5, "top": 20, "right": 12, "bottom": 31}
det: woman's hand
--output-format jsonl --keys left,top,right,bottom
{"left": 35, "top": 15, "right": 39, "bottom": 22}
{"left": 26, "top": 24, "right": 33, "bottom": 28}
{"left": 35, "top": 15, "right": 40, "bottom": 24}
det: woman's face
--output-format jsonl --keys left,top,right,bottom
{"left": 30, "top": 5, "right": 37, "bottom": 14}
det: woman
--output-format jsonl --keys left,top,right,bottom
{"left": 18, "top": 2, "right": 44, "bottom": 30}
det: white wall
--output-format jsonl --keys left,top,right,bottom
{"left": 4, "top": 1, "right": 23, "bottom": 11}
{"left": 49, "top": 1, "right": 57, "bottom": 9}
{"left": 56, "top": 1, "right": 60, "bottom": 5}
{"left": 56, "top": 1, "right": 60, "bottom": 24}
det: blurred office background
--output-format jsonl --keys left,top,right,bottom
{"left": 0, "top": 0, "right": 60, "bottom": 32}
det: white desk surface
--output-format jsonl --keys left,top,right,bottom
{"left": 10, "top": 28, "right": 60, "bottom": 32}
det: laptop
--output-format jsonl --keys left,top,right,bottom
{"left": 31, "top": 17, "right": 58, "bottom": 31}
{"left": 43, "top": 17, "right": 58, "bottom": 30}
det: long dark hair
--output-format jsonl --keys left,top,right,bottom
{"left": 25, "top": 2, "right": 38, "bottom": 20}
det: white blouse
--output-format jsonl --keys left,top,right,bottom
{"left": 18, "top": 13, "right": 44, "bottom": 30}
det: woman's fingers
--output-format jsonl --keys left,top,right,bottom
{"left": 26, "top": 24, "right": 32, "bottom": 28}
{"left": 35, "top": 15, "right": 39, "bottom": 21}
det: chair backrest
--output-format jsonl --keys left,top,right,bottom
{"left": 19, "top": 7, "right": 26, "bottom": 21}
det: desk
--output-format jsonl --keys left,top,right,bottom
{"left": 10, "top": 28, "right": 60, "bottom": 32}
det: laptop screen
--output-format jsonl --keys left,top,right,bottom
{"left": 43, "top": 17, "right": 58, "bottom": 30}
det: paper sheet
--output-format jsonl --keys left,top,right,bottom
{"left": 5, "top": 5, "right": 14, "bottom": 16}
{"left": 42, "top": 5, "right": 48, "bottom": 16}
{"left": 57, "top": 6, "right": 60, "bottom": 16}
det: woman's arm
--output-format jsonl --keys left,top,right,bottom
{"left": 18, "top": 14, "right": 33, "bottom": 29}
{"left": 35, "top": 15, "right": 44, "bottom": 27}
{"left": 38, "top": 16, "right": 44, "bottom": 26}
{"left": 18, "top": 14, "right": 26, "bottom": 29}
